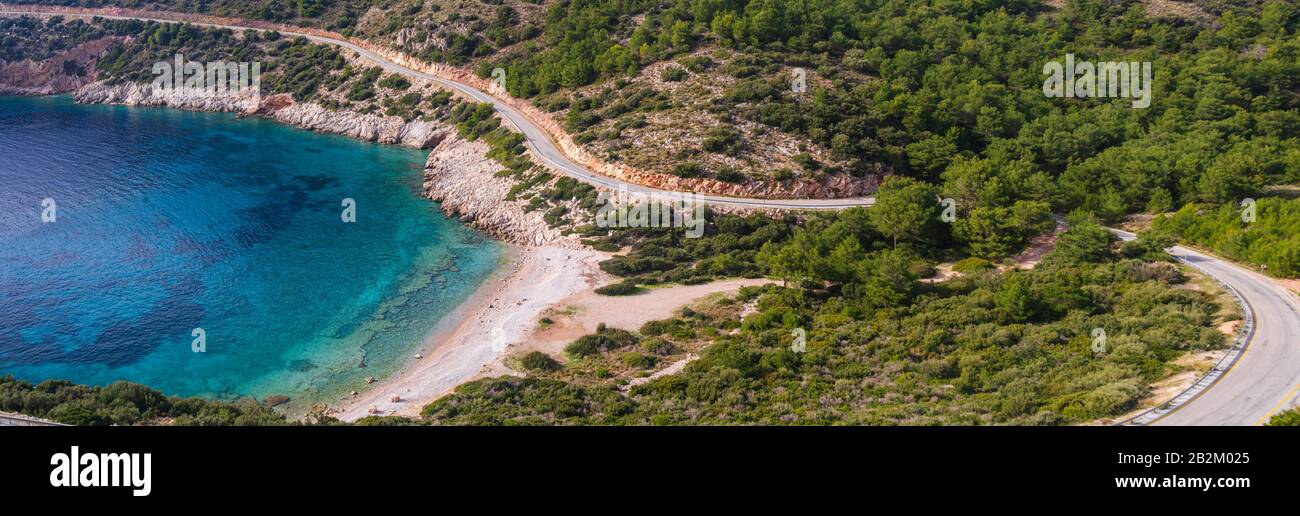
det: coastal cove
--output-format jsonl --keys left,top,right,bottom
{"left": 0, "top": 95, "right": 506, "bottom": 414}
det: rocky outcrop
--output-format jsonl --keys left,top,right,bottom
{"left": 71, "top": 78, "right": 568, "bottom": 245}
{"left": 74, "top": 80, "right": 261, "bottom": 113}
{"left": 0, "top": 36, "right": 121, "bottom": 95}
{"left": 421, "top": 135, "right": 580, "bottom": 248}
{"left": 269, "top": 98, "right": 445, "bottom": 148}
{"left": 73, "top": 83, "right": 445, "bottom": 149}
{"left": 68, "top": 78, "right": 571, "bottom": 244}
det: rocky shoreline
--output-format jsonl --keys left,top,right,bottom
{"left": 421, "top": 136, "right": 579, "bottom": 248}
{"left": 48, "top": 79, "right": 575, "bottom": 246}
{"left": 74, "top": 81, "right": 450, "bottom": 148}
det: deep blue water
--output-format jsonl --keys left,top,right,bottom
{"left": 0, "top": 95, "right": 502, "bottom": 408}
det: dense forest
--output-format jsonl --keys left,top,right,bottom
{"left": 1152, "top": 196, "right": 1300, "bottom": 277}
{"left": 472, "top": 0, "right": 1298, "bottom": 215}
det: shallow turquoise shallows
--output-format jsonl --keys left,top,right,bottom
{"left": 0, "top": 95, "right": 502, "bottom": 409}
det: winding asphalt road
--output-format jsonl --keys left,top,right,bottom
{"left": 1107, "top": 229, "right": 1300, "bottom": 426}
{"left": 4, "top": 8, "right": 1298, "bottom": 425}
{"left": 1149, "top": 247, "right": 1300, "bottom": 425}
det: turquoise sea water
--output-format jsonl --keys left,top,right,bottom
{"left": 0, "top": 95, "right": 503, "bottom": 409}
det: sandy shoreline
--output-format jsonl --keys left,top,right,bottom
{"left": 329, "top": 243, "right": 769, "bottom": 421}
{"left": 332, "top": 244, "right": 608, "bottom": 420}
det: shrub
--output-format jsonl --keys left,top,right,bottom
{"left": 520, "top": 351, "right": 560, "bottom": 372}
{"left": 672, "top": 163, "right": 705, "bottom": 178}
{"left": 660, "top": 66, "right": 687, "bottom": 82}
{"left": 1268, "top": 409, "right": 1300, "bottom": 426}
{"left": 564, "top": 337, "right": 601, "bottom": 357}
{"left": 793, "top": 153, "right": 820, "bottom": 171}
{"left": 952, "top": 257, "right": 994, "bottom": 273}
{"left": 641, "top": 338, "right": 678, "bottom": 356}
{"left": 595, "top": 280, "right": 641, "bottom": 296}
{"left": 680, "top": 55, "right": 712, "bottom": 72}
{"left": 1123, "top": 262, "right": 1186, "bottom": 284}
{"left": 640, "top": 319, "right": 685, "bottom": 337}
{"left": 715, "top": 166, "right": 748, "bottom": 183}
{"left": 398, "top": 92, "right": 421, "bottom": 106}
{"left": 346, "top": 83, "right": 375, "bottom": 101}
{"left": 564, "top": 327, "right": 640, "bottom": 358}
{"left": 378, "top": 74, "right": 411, "bottom": 90}
{"left": 565, "top": 109, "right": 602, "bottom": 132}
{"left": 621, "top": 352, "right": 656, "bottom": 369}
{"left": 702, "top": 127, "right": 743, "bottom": 155}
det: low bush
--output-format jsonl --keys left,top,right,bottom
{"left": 621, "top": 352, "right": 656, "bottom": 369}
{"left": 520, "top": 351, "right": 560, "bottom": 372}
{"left": 952, "top": 257, "right": 994, "bottom": 273}
{"left": 595, "top": 280, "right": 642, "bottom": 296}
{"left": 660, "top": 66, "right": 687, "bottom": 82}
